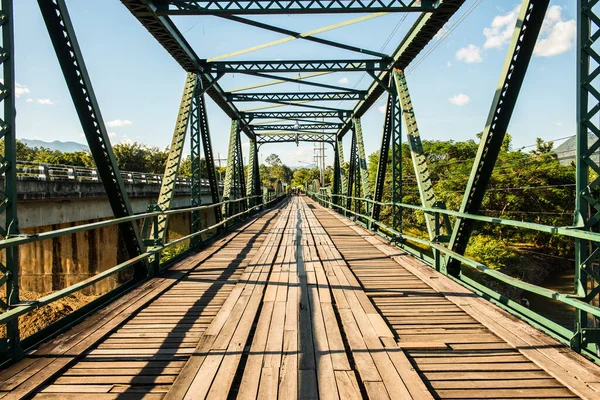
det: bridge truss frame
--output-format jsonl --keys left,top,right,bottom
{"left": 1, "top": 0, "right": 600, "bottom": 369}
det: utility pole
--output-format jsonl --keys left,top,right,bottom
{"left": 313, "top": 140, "right": 326, "bottom": 186}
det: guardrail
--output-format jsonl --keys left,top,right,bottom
{"left": 14, "top": 161, "right": 196, "bottom": 186}
{"left": 0, "top": 191, "right": 285, "bottom": 366}
{"left": 307, "top": 189, "right": 600, "bottom": 362}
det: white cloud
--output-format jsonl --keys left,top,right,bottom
{"left": 483, "top": 5, "right": 575, "bottom": 57}
{"left": 434, "top": 23, "right": 449, "bottom": 40}
{"left": 447, "top": 61, "right": 452, "bottom": 68}
{"left": 483, "top": 5, "right": 520, "bottom": 49}
{"left": 25, "top": 98, "right": 33, "bottom": 103}
{"left": 378, "top": 104, "right": 386, "bottom": 114}
{"left": 554, "top": 121, "right": 563, "bottom": 127}
{"left": 36, "top": 98, "right": 54, "bottom": 105}
{"left": 456, "top": 45, "right": 483, "bottom": 63}
{"left": 448, "top": 94, "right": 471, "bottom": 106}
{"left": 534, "top": 6, "right": 576, "bottom": 57}
{"left": 15, "top": 82, "right": 30, "bottom": 98}
{"left": 337, "top": 77, "right": 349, "bottom": 84}
{"left": 108, "top": 132, "right": 117, "bottom": 138}
{"left": 106, "top": 119, "right": 133, "bottom": 128}
{"left": 119, "top": 138, "right": 134, "bottom": 145}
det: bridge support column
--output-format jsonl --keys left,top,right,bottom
{"left": 446, "top": 0, "right": 549, "bottom": 277}
{"left": 333, "top": 136, "right": 348, "bottom": 214}
{"left": 0, "top": 0, "right": 21, "bottom": 362}
{"left": 246, "top": 138, "right": 261, "bottom": 208}
{"left": 575, "top": 0, "right": 600, "bottom": 356}
{"left": 395, "top": 70, "right": 450, "bottom": 245}
{"left": 371, "top": 88, "right": 394, "bottom": 231}
{"left": 223, "top": 120, "right": 246, "bottom": 220}
{"left": 156, "top": 72, "right": 195, "bottom": 244}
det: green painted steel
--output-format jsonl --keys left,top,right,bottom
{"left": 371, "top": 90, "right": 394, "bottom": 228}
{"left": 227, "top": 91, "right": 366, "bottom": 102}
{"left": 256, "top": 133, "right": 336, "bottom": 145}
{"left": 222, "top": 120, "right": 247, "bottom": 218}
{"left": 158, "top": 0, "right": 437, "bottom": 15}
{"left": 0, "top": 0, "right": 20, "bottom": 361}
{"left": 353, "top": 118, "right": 371, "bottom": 212}
{"left": 575, "top": 0, "right": 600, "bottom": 355}
{"left": 395, "top": 70, "right": 447, "bottom": 241}
{"left": 252, "top": 123, "right": 341, "bottom": 131}
{"left": 205, "top": 59, "right": 390, "bottom": 73}
{"left": 390, "top": 70, "right": 403, "bottom": 232}
{"left": 335, "top": 136, "right": 348, "bottom": 211}
{"left": 39, "top": 0, "right": 145, "bottom": 278}
{"left": 446, "top": 0, "right": 549, "bottom": 277}
{"left": 347, "top": 127, "right": 358, "bottom": 212}
{"left": 190, "top": 75, "right": 203, "bottom": 247}
{"left": 336, "top": 0, "right": 466, "bottom": 139}
{"left": 245, "top": 111, "right": 349, "bottom": 119}
{"left": 246, "top": 138, "right": 261, "bottom": 207}
{"left": 156, "top": 72, "right": 196, "bottom": 242}
{"left": 217, "top": 15, "right": 389, "bottom": 58}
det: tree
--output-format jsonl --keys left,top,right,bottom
{"left": 265, "top": 153, "right": 282, "bottom": 166}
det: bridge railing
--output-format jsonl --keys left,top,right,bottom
{"left": 0, "top": 191, "right": 284, "bottom": 364}
{"left": 14, "top": 160, "right": 195, "bottom": 186}
{"left": 307, "top": 190, "right": 600, "bottom": 358}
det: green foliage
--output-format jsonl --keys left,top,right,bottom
{"left": 465, "top": 235, "right": 523, "bottom": 271}
{"left": 292, "top": 168, "right": 320, "bottom": 189}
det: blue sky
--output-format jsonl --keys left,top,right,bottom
{"left": 14, "top": 0, "right": 577, "bottom": 167}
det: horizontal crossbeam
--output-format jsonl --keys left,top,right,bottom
{"left": 243, "top": 111, "right": 349, "bottom": 119}
{"left": 227, "top": 91, "right": 366, "bottom": 102}
{"left": 252, "top": 123, "right": 342, "bottom": 131}
{"left": 157, "top": 0, "right": 437, "bottom": 15}
{"left": 256, "top": 133, "right": 336, "bottom": 144}
{"left": 203, "top": 59, "right": 390, "bottom": 73}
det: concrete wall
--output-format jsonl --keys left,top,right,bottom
{"left": 6, "top": 178, "right": 220, "bottom": 294}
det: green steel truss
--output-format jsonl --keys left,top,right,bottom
{"left": 395, "top": 70, "right": 449, "bottom": 240}
{"left": 0, "top": 0, "right": 19, "bottom": 360}
{"left": 245, "top": 111, "right": 349, "bottom": 119}
{"left": 157, "top": 0, "right": 437, "bottom": 15}
{"left": 256, "top": 133, "right": 336, "bottom": 145}
{"left": 575, "top": 0, "right": 600, "bottom": 355}
{"left": 227, "top": 91, "right": 366, "bottom": 102}
{"left": 246, "top": 138, "right": 261, "bottom": 207}
{"left": 222, "top": 120, "right": 247, "bottom": 218}
{"left": 156, "top": 72, "right": 196, "bottom": 243}
{"left": 354, "top": 118, "right": 371, "bottom": 211}
{"left": 252, "top": 123, "right": 341, "bottom": 131}
{"left": 371, "top": 89, "right": 394, "bottom": 228}
{"left": 446, "top": 0, "right": 549, "bottom": 277}
{"left": 204, "top": 59, "right": 390, "bottom": 73}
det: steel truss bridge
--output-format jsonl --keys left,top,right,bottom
{"left": 1, "top": 0, "right": 600, "bottom": 399}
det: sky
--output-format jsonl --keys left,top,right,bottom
{"left": 13, "top": 0, "right": 578, "bottom": 168}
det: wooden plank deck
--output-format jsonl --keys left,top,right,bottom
{"left": 1, "top": 196, "right": 600, "bottom": 399}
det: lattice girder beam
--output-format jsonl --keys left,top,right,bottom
{"left": 203, "top": 59, "right": 390, "bottom": 73}
{"left": 222, "top": 120, "right": 246, "bottom": 217}
{"left": 252, "top": 123, "right": 342, "bottom": 131}
{"left": 244, "top": 111, "right": 350, "bottom": 119}
{"left": 256, "top": 133, "right": 336, "bottom": 145}
{"left": 395, "top": 69, "right": 448, "bottom": 240}
{"left": 446, "top": 0, "right": 550, "bottom": 277}
{"left": 227, "top": 91, "right": 366, "bottom": 102}
{"left": 371, "top": 90, "right": 394, "bottom": 228}
{"left": 156, "top": 72, "right": 196, "bottom": 242}
{"left": 353, "top": 118, "right": 371, "bottom": 203}
{"left": 40, "top": 0, "right": 145, "bottom": 276}
{"left": 157, "top": 0, "right": 437, "bottom": 14}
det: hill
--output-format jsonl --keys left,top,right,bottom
{"left": 20, "top": 139, "right": 88, "bottom": 153}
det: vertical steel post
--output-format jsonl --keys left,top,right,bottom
{"left": 575, "top": 0, "right": 600, "bottom": 355}
{"left": 353, "top": 118, "right": 371, "bottom": 214}
{"left": 190, "top": 75, "right": 203, "bottom": 248}
{"left": 156, "top": 72, "right": 195, "bottom": 243}
{"left": 395, "top": 70, "right": 446, "bottom": 240}
{"left": 371, "top": 91, "right": 394, "bottom": 230}
{"left": 0, "top": 0, "right": 20, "bottom": 361}
{"left": 223, "top": 120, "right": 239, "bottom": 218}
{"left": 194, "top": 77, "right": 222, "bottom": 225}
{"left": 347, "top": 129, "right": 357, "bottom": 213}
{"left": 446, "top": 0, "right": 549, "bottom": 277}
{"left": 391, "top": 73, "right": 403, "bottom": 233}
{"left": 335, "top": 136, "right": 348, "bottom": 212}
{"left": 38, "top": 0, "right": 145, "bottom": 278}
{"left": 247, "top": 137, "right": 260, "bottom": 207}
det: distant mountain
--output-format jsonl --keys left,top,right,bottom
{"left": 20, "top": 139, "right": 89, "bottom": 153}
